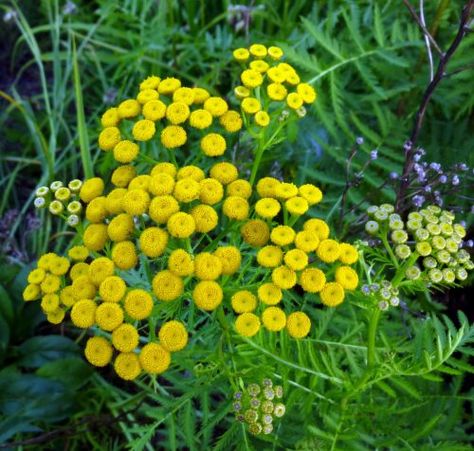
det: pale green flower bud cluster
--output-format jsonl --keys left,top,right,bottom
{"left": 365, "top": 203, "right": 399, "bottom": 236}
{"left": 34, "top": 179, "right": 84, "bottom": 227}
{"left": 233, "top": 378, "right": 285, "bottom": 436}
{"left": 361, "top": 280, "right": 400, "bottom": 311}
{"left": 365, "top": 204, "right": 472, "bottom": 285}
{"left": 408, "top": 207, "right": 472, "bottom": 283}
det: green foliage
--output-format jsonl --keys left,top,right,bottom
{"left": 0, "top": 0, "right": 473, "bottom": 449}
{"left": 279, "top": 1, "right": 474, "bottom": 224}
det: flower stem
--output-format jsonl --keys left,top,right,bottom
{"left": 367, "top": 308, "right": 381, "bottom": 368}
{"left": 380, "top": 228, "right": 399, "bottom": 269}
{"left": 249, "top": 138, "right": 264, "bottom": 186}
{"left": 249, "top": 122, "right": 285, "bottom": 186}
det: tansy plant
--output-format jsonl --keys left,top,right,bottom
{"left": 358, "top": 203, "right": 473, "bottom": 366}
{"left": 22, "top": 44, "right": 474, "bottom": 446}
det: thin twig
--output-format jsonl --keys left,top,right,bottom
{"left": 339, "top": 144, "right": 358, "bottom": 231}
{"left": 396, "top": 0, "right": 474, "bottom": 211}
{"left": 419, "top": 0, "right": 434, "bottom": 81}
{"left": 402, "top": 0, "right": 443, "bottom": 55}
{"left": 445, "top": 62, "right": 474, "bottom": 77}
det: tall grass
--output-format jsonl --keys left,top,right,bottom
{"left": 0, "top": 1, "right": 473, "bottom": 448}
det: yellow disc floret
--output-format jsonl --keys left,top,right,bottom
{"left": 114, "top": 352, "right": 141, "bottom": 380}
{"left": 99, "top": 276, "right": 126, "bottom": 303}
{"left": 286, "top": 311, "right": 311, "bottom": 338}
{"left": 235, "top": 313, "right": 261, "bottom": 337}
{"left": 194, "top": 253, "right": 222, "bottom": 280}
{"left": 270, "top": 225, "right": 295, "bottom": 246}
{"left": 300, "top": 268, "right": 326, "bottom": 293}
{"left": 149, "top": 195, "right": 180, "bottom": 224}
{"left": 124, "top": 289, "right": 154, "bottom": 320}
{"left": 201, "top": 133, "right": 226, "bottom": 157}
{"left": 317, "top": 239, "right": 341, "bottom": 263}
{"left": 199, "top": 179, "right": 224, "bottom": 205}
{"left": 258, "top": 283, "right": 282, "bottom": 305}
{"left": 139, "top": 227, "right": 169, "bottom": 258}
{"left": 283, "top": 249, "right": 308, "bottom": 271}
{"left": 152, "top": 270, "right": 184, "bottom": 302}
{"left": 231, "top": 290, "right": 257, "bottom": 313}
{"left": 257, "top": 246, "right": 283, "bottom": 268}
{"left": 83, "top": 224, "right": 108, "bottom": 251}
{"left": 159, "top": 320, "right": 188, "bottom": 352}
{"left": 85, "top": 336, "right": 113, "bottom": 367}
{"left": 95, "top": 302, "right": 124, "bottom": 331}
{"left": 139, "top": 343, "right": 170, "bottom": 374}
{"left": 161, "top": 125, "right": 187, "bottom": 148}
{"left": 214, "top": 246, "right": 241, "bottom": 275}
{"left": 80, "top": 177, "right": 104, "bottom": 203}
{"left": 241, "top": 219, "right": 270, "bottom": 247}
{"left": 320, "top": 282, "right": 345, "bottom": 307}
{"left": 223, "top": 196, "right": 249, "bottom": 221}
{"left": 71, "top": 299, "right": 96, "bottom": 328}
{"left": 335, "top": 266, "right": 359, "bottom": 290}
{"left": 255, "top": 198, "right": 281, "bottom": 219}
{"left": 193, "top": 281, "right": 223, "bottom": 311}
{"left": 167, "top": 212, "right": 196, "bottom": 238}
{"left": 88, "top": 257, "right": 115, "bottom": 286}
{"left": 262, "top": 306, "right": 286, "bottom": 332}
{"left": 112, "top": 324, "right": 139, "bottom": 353}
{"left": 168, "top": 249, "right": 194, "bottom": 277}
{"left": 304, "top": 218, "right": 330, "bottom": 240}
{"left": 112, "top": 241, "right": 138, "bottom": 270}
{"left": 339, "top": 243, "right": 359, "bottom": 264}
{"left": 191, "top": 205, "right": 218, "bottom": 233}
{"left": 272, "top": 265, "right": 297, "bottom": 289}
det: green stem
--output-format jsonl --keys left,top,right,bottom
{"left": 249, "top": 138, "right": 265, "bottom": 186}
{"left": 216, "top": 306, "right": 239, "bottom": 390}
{"left": 380, "top": 229, "right": 399, "bottom": 269}
{"left": 168, "top": 148, "right": 178, "bottom": 167}
{"left": 392, "top": 251, "right": 419, "bottom": 287}
{"left": 249, "top": 122, "right": 285, "bottom": 186}
{"left": 367, "top": 308, "right": 381, "bottom": 368}
{"left": 137, "top": 152, "right": 160, "bottom": 166}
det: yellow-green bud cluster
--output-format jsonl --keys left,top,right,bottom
{"left": 233, "top": 378, "right": 286, "bottom": 436}
{"left": 34, "top": 179, "right": 84, "bottom": 227}
{"left": 365, "top": 204, "right": 473, "bottom": 285}
{"left": 361, "top": 280, "right": 400, "bottom": 311}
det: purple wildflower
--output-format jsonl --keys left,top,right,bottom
{"left": 413, "top": 195, "right": 425, "bottom": 208}
{"left": 429, "top": 162, "right": 441, "bottom": 172}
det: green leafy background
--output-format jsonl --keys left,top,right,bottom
{"left": 0, "top": 0, "right": 473, "bottom": 449}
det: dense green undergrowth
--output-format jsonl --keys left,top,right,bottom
{"left": 0, "top": 1, "right": 473, "bottom": 449}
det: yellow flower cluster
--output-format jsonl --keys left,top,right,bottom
{"left": 98, "top": 76, "right": 243, "bottom": 162}
{"left": 78, "top": 161, "right": 249, "bottom": 312}
{"left": 233, "top": 44, "right": 317, "bottom": 127}
{"left": 24, "top": 244, "right": 189, "bottom": 380}
{"left": 23, "top": 251, "right": 74, "bottom": 323}
{"left": 233, "top": 177, "right": 359, "bottom": 339}
{"left": 24, "top": 44, "right": 363, "bottom": 384}
{"left": 26, "top": 161, "right": 359, "bottom": 371}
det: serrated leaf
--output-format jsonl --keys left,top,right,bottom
{"left": 390, "top": 377, "right": 421, "bottom": 400}
{"left": 447, "top": 358, "right": 474, "bottom": 374}
{"left": 437, "top": 365, "right": 462, "bottom": 376}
